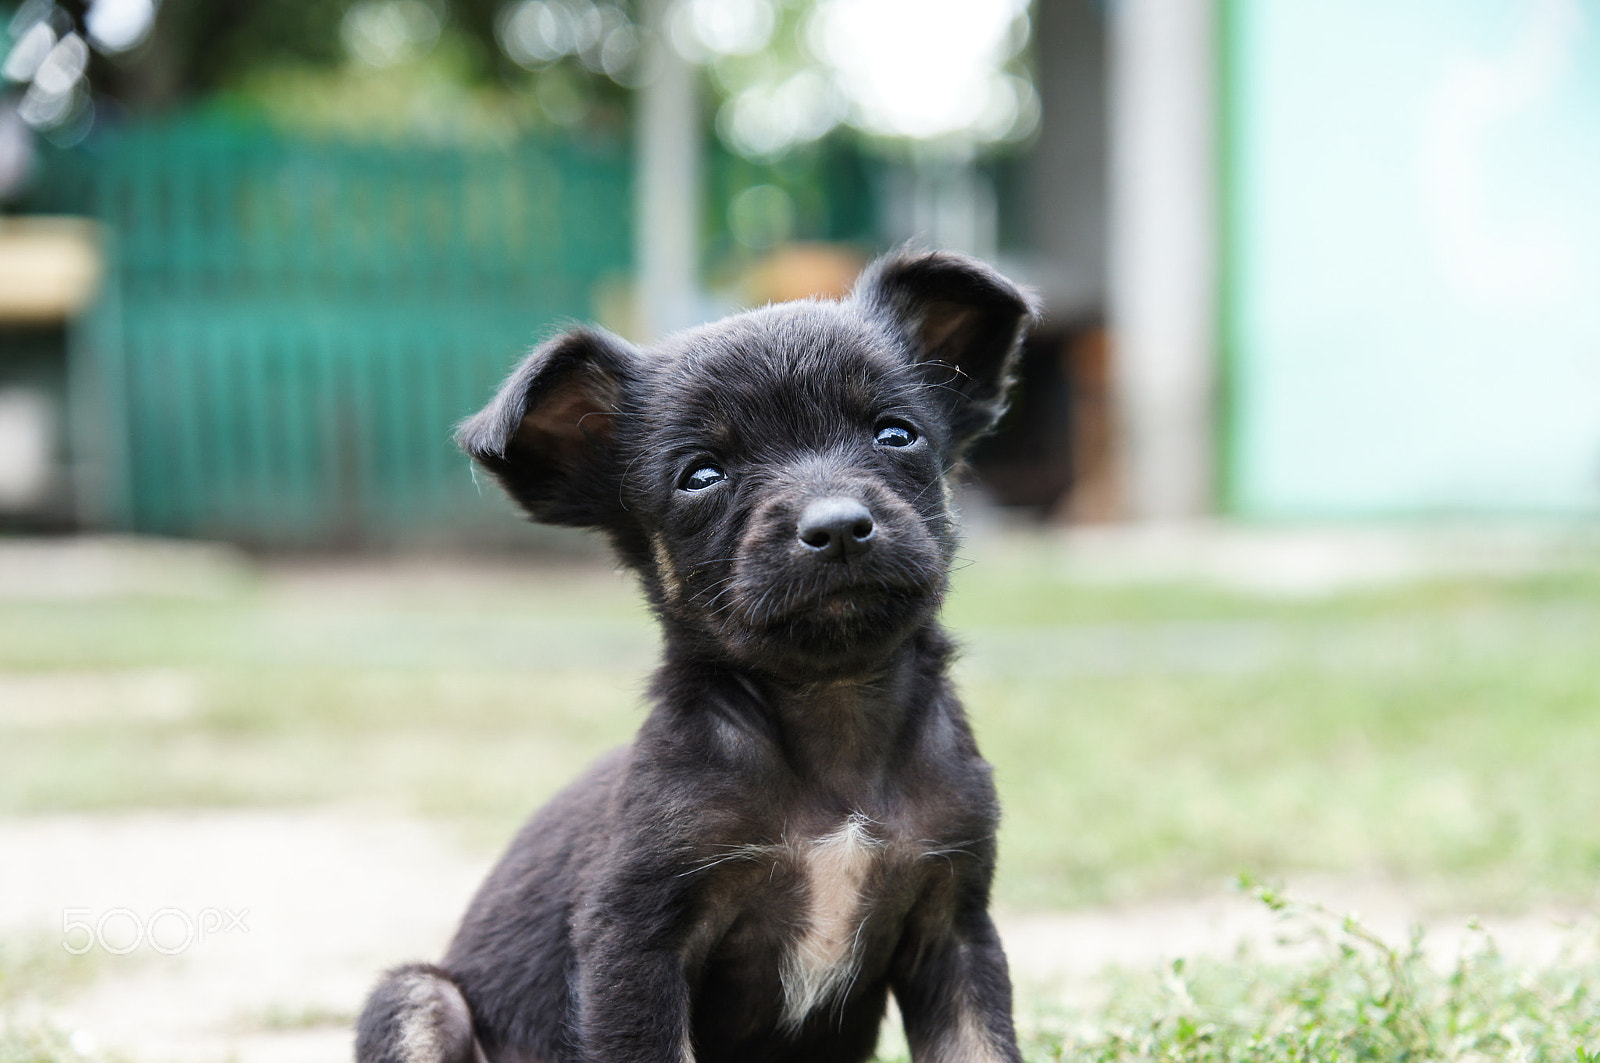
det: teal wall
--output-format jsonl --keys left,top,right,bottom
{"left": 41, "top": 116, "right": 880, "bottom": 548}
{"left": 1225, "top": 0, "right": 1600, "bottom": 516}
{"left": 84, "top": 120, "right": 634, "bottom": 547}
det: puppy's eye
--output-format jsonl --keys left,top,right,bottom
{"left": 874, "top": 422, "right": 918, "bottom": 448}
{"left": 680, "top": 464, "right": 727, "bottom": 491}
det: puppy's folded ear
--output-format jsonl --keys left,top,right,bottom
{"left": 854, "top": 250, "right": 1040, "bottom": 451}
{"left": 456, "top": 328, "right": 637, "bottom": 527}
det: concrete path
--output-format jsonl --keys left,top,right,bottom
{"left": 3, "top": 810, "right": 1590, "bottom": 1063}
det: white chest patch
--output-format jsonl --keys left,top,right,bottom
{"left": 779, "top": 813, "right": 883, "bottom": 1029}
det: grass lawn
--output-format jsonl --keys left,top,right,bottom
{"left": 2, "top": 533, "right": 1598, "bottom": 1059}
{"left": 950, "top": 555, "right": 1600, "bottom": 912}
{"left": 1009, "top": 884, "right": 1600, "bottom": 1062}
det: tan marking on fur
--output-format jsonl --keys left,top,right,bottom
{"left": 651, "top": 533, "right": 683, "bottom": 599}
{"left": 921, "top": 1005, "right": 1007, "bottom": 1063}
{"left": 780, "top": 813, "right": 883, "bottom": 1029}
{"left": 397, "top": 1012, "right": 442, "bottom": 1062}
{"left": 394, "top": 971, "right": 483, "bottom": 1063}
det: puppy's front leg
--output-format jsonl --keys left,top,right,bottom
{"left": 572, "top": 944, "right": 693, "bottom": 1063}
{"left": 570, "top": 856, "right": 698, "bottom": 1063}
{"left": 893, "top": 908, "right": 1023, "bottom": 1063}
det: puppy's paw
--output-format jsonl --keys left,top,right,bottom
{"left": 355, "top": 964, "right": 485, "bottom": 1063}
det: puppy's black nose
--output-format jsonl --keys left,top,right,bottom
{"left": 797, "top": 497, "right": 875, "bottom": 561}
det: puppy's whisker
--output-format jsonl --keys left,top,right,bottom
{"left": 676, "top": 844, "right": 778, "bottom": 878}
{"left": 687, "top": 573, "right": 741, "bottom": 598}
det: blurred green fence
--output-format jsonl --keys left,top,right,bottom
{"left": 81, "top": 120, "right": 632, "bottom": 547}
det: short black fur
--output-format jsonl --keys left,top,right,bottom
{"left": 357, "top": 250, "right": 1039, "bottom": 1063}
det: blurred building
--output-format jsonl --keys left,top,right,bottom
{"left": 999, "top": 0, "right": 1600, "bottom": 523}
{"left": 0, "top": 216, "right": 100, "bottom": 526}
{"left": 1217, "top": 0, "right": 1600, "bottom": 519}
{"left": 1107, "top": 0, "right": 1600, "bottom": 521}
{"left": 3, "top": 0, "right": 1598, "bottom": 547}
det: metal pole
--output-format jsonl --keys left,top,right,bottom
{"left": 635, "top": 0, "right": 703, "bottom": 341}
{"left": 1108, "top": 0, "right": 1217, "bottom": 521}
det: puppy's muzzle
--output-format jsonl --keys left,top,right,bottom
{"left": 797, "top": 496, "right": 876, "bottom": 562}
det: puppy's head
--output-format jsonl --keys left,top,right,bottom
{"left": 458, "top": 250, "right": 1037, "bottom": 678}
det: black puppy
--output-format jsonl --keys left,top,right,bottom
{"left": 356, "top": 250, "right": 1038, "bottom": 1063}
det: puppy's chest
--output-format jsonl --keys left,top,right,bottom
{"left": 705, "top": 813, "right": 957, "bottom": 1029}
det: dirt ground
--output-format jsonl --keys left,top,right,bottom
{"left": 2, "top": 809, "right": 1587, "bottom": 1063}
{"left": 5, "top": 529, "right": 1597, "bottom": 1060}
